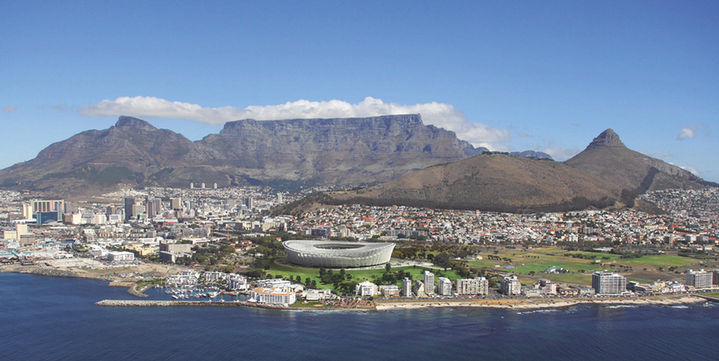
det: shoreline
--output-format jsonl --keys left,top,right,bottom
{"left": 2, "top": 267, "right": 712, "bottom": 312}
{"left": 0, "top": 264, "right": 154, "bottom": 298}
{"left": 374, "top": 294, "right": 707, "bottom": 311}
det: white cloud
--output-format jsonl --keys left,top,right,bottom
{"left": 542, "top": 146, "right": 580, "bottom": 161}
{"left": 677, "top": 127, "right": 695, "bottom": 140}
{"left": 679, "top": 165, "right": 699, "bottom": 176}
{"left": 79, "top": 96, "right": 510, "bottom": 149}
{"left": 1, "top": 106, "right": 16, "bottom": 112}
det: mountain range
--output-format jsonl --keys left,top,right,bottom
{"left": 0, "top": 114, "right": 487, "bottom": 195}
{"left": 298, "top": 129, "right": 716, "bottom": 213}
{"left": 1, "top": 114, "right": 713, "bottom": 212}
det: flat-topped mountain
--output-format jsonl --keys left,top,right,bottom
{"left": 198, "top": 114, "right": 483, "bottom": 185}
{"left": 0, "top": 114, "right": 486, "bottom": 195}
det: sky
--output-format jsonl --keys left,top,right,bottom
{"left": 1, "top": 1, "right": 717, "bottom": 180}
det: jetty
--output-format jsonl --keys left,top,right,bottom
{"left": 97, "top": 299, "right": 256, "bottom": 307}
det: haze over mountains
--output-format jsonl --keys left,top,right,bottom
{"left": 0, "top": 114, "right": 487, "bottom": 195}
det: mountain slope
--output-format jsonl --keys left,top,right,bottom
{"left": 311, "top": 128, "right": 716, "bottom": 213}
{"left": 565, "top": 129, "right": 714, "bottom": 193}
{"left": 198, "top": 114, "right": 483, "bottom": 185}
{"left": 325, "top": 154, "right": 619, "bottom": 212}
{"left": 0, "top": 114, "right": 485, "bottom": 195}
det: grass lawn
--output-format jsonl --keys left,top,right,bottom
{"left": 466, "top": 248, "right": 703, "bottom": 286}
{"left": 264, "top": 259, "right": 460, "bottom": 290}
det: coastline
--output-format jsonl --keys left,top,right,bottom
{"left": 2, "top": 265, "right": 711, "bottom": 312}
{"left": 374, "top": 294, "right": 706, "bottom": 311}
{"left": 0, "top": 263, "right": 164, "bottom": 298}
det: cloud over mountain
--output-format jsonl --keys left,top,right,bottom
{"left": 677, "top": 127, "right": 695, "bottom": 140}
{"left": 79, "top": 96, "right": 509, "bottom": 149}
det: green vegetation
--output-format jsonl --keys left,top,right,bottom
{"left": 465, "top": 247, "right": 703, "bottom": 286}
{"left": 261, "top": 260, "right": 460, "bottom": 293}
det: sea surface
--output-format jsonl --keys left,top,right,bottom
{"left": 1, "top": 273, "right": 718, "bottom": 361}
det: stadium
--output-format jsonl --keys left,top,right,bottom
{"left": 282, "top": 240, "right": 395, "bottom": 268}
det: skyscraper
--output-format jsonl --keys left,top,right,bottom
{"left": 124, "top": 197, "right": 134, "bottom": 222}
{"left": 423, "top": 270, "right": 435, "bottom": 295}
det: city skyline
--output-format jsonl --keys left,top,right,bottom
{"left": 2, "top": 1, "right": 717, "bottom": 180}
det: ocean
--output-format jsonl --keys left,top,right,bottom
{"left": 1, "top": 273, "right": 717, "bottom": 361}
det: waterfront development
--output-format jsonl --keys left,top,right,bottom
{"left": 1, "top": 272, "right": 718, "bottom": 361}
{"left": 1, "top": 186, "right": 719, "bottom": 312}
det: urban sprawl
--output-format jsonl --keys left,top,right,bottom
{"left": 1, "top": 185, "right": 718, "bottom": 308}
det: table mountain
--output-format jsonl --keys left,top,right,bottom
{"left": 0, "top": 114, "right": 485, "bottom": 195}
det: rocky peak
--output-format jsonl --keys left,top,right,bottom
{"left": 115, "top": 116, "right": 157, "bottom": 131}
{"left": 586, "top": 128, "right": 625, "bottom": 149}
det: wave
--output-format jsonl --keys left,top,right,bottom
{"left": 516, "top": 309, "right": 560, "bottom": 315}
{"left": 605, "top": 305, "right": 639, "bottom": 309}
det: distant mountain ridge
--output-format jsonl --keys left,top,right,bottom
{"left": 307, "top": 128, "right": 716, "bottom": 213}
{"left": 0, "top": 114, "right": 490, "bottom": 195}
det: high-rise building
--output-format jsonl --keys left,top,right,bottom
{"left": 501, "top": 275, "right": 521, "bottom": 296}
{"left": 171, "top": 197, "right": 182, "bottom": 210}
{"left": 412, "top": 280, "right": 426, "bottom": 297}
{"left": 190, "top": 182, "right": 194, "bottom": 189}
{"left": 124, "top": 197, "right": 134, "bottom": 221}
{"left": 146, "top": 197, "right": 161, "bottom": 218}
{"left": 686, "top": 269, "right": 713, "bottom": 289}
{"left": 713, "top": 270, "right": 719, "bottom": 286}
{"left": 592, "top": 271, "right": 627, "bottom": 295}
{"left": 401, "top": 278, "right": 412, "bottom": 297}
{"left": 437, "top": 277, "right": 452, "bottom": 296}
{"left": 22, "top": 202, "right": 34, "bottom": 219}
{"left": 30, "top": 199, "right": 65, "bottom": 214}
{"left": 277, "top": 193, "right": 283, "bottom": 203}
{"left": 424, "top": 270, "right": 435, "bottom": 295}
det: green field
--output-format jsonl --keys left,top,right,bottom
{"left": 466, "top": 248, "right": 703, "bottom": 286}
{"left": 264, "top": 260, "right": 460, "bottom": 290}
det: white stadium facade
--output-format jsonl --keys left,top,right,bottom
{"left": 283, "top": 240, "right": 395, "bottom": 268}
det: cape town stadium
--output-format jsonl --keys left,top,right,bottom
{"left": 283, "top": 240, "right": 395, "bottom": 268}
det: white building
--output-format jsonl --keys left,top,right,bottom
{"left": 250, "top": 287, "right": 296, "bottom": 306}
{"left": 437, "top": 277, "right": 452, "bottom": 296}
{"left": 686, "top": 269, "right": 713, "bottom": 289}
{"left": 456, "top": 277, "right": 489, "bottom": 296}
{"left": 423, "top": 271, "right": 435, "bottom": 295}
{"left": 379, "top": 285, "right": 399, "bottom": 297}
{"left": 257, "top": 279, "right": 291, "bottom": 289}
{"left": 501, "top": 275, "right": 521, "bottom": 296}
{"left": 592, "top": 271, "right": 627, "bottom": 295}
{"left": 107, "top": 251, "right": 135, "bottom": 264}
{"left": 401, "top": 278, "right": 412, "bottom": 297}
{"left": 355, "top": 281, "right": 379, "bottom": 297}
{"left": 228, "top": 274, "right": 248, "bottom": 290}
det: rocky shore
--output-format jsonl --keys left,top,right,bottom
{"left": 374, "top": 295, "right": 706, "bottom": 311}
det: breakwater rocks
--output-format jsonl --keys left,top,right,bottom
{"left": 96, "top": 299, "right": 262, "bottom": 308}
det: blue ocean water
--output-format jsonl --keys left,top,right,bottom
{"left": 1, "top": 273, "right": 718, "bottom": 361}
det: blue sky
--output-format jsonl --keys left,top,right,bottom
{"left": 1, "top": 1, "right": 717, "bottom": 180}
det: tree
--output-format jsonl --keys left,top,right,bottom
{"left": 385, "top": 263, "right": 392, "bottom": 272}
